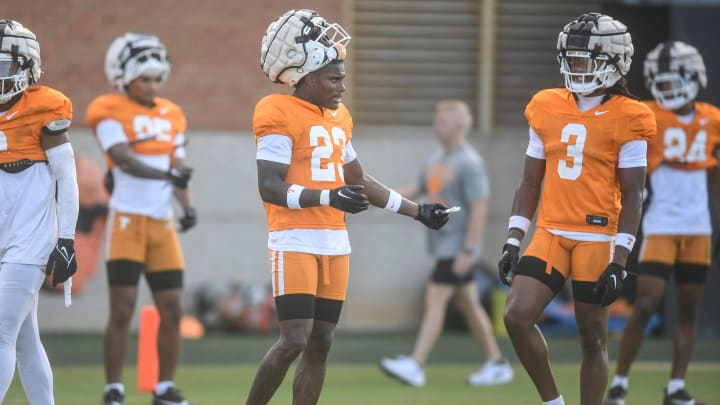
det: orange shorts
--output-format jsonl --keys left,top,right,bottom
{"left": 639, "top": 234, "right": 711, "bottom": 266}
{"left": 106, "top": 210, "right": 185, "bottom": 272}
{"left": 269, "top": 250, "right": 349, "bottom": 301}
{"left": 524, "top": 227, "right": 613, "bottom": 283}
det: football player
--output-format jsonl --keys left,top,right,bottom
{"left": 498, "top": 13, "right": 656, "bottom": 405}
{"left": 248, "top": 9, "right": 449, "bottom": 405}
{"left": 86, "top": 33, "right": 195, "bottom": 405}
{"left": 605, "top": 41, "right": 718, "bottom": 405}
{"left": 0, "top": 19, "right": 78, "bottom": 405}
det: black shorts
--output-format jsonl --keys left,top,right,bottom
{"left": 431, "top": 258, "right": 474, "bottom": 285}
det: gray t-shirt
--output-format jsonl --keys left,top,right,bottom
{"left": 417, "top": 143, "right": 490, "bottom": 259}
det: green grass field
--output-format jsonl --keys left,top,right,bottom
{"left": 4, "top": 333, "right": 720, "bottom": 404}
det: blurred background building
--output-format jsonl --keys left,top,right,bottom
{"left": 4, "top": 0, "right": 719, "bottom": 334}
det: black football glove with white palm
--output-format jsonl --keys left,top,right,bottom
{"left": 46, "top": 238, "right": 77, "bottom": 287}
{"left": 498, "top": 243, "right": 520, "bottom": 286}
{"left": 593, "top": 262, "right": 626, "bottom": 306}
{"left": 329, "top": 185, "right": 369, "bottom": 214}
{"left": 414, "top": 203, "right": 449, "bottom": 230}
{"left": 167, "top": 166, "right": 193, "bottom": 189}
{"left": 179, "top": 206, "right": 197, "bottom": 232}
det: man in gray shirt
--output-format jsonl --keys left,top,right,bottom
{"left": 379, "top": 100, "right": 513, "bottom": 387}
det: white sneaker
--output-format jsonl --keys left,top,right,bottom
{"left": 379, "top": 355, "right": 426, "bottom": 387}
{"left": 467, "top": 359, "right": 514, "bottom": 386}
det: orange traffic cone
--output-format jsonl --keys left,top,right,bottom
{"left": 137, "top": 305, "right": 159, "bottom": 393}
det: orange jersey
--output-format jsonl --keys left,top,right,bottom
{"left": 254, "top": 94, "right": 353, "bottom": 231}
{"left": 0, "top": 86, "right": 72, "bottom": 164}
{"left": 645, "top": 101, "right": 720, "bottom": 173}
{"left": 85, "top": 94, "right": 187, "bottom": 168}
{"left": 526, "top": 88, "right": 656, "bottom": 234}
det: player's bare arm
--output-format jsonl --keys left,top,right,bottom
{"left": 342, "top": 158, "right": 420, "bottom": 217}
{"left": 614, "top": 166, "right": 645, "bottom": 266}
{"left": 508, "top": 156, "right": 545, "bottom": 240}
{"left": 107, "top": 142, "right": 191, "bottom": 187}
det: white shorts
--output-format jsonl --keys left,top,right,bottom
{"left": 0, "top": 164, "right": 57, "bottom": 266}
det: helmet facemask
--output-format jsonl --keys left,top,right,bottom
{"left": 649, "top": 72, "right": 699, "bottom": 110}
{"left": 559, "top": 50, "right": 619, "bottom": 95}
{"left": 0, "top": 53, "right": 29, "bottom": 104}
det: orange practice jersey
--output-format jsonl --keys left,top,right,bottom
{"left": 254, "top": 94, "right": 353, "bottom": 232}
{"left": 0, "top": 86, "right": 72, "bottom": 164}
{"left": 85, "top": 94, "right": 187, "bottom": 168}
{"left": 526, "top": 89, "right": 656, "bottom": 235}
{"left": 645, "top": 101, "right": 720, "bottom": 173}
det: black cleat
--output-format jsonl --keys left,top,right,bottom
{"left": 663, "top": 388, "right": 705, "bottom": 405}
{"left": 604, "top": 385, "right": 627, "bottom": 405}
{"left": 152, "top": 386, "right": 190, "bottom": 405}
{"left": 101, "top": 388, "right": 124, "bottom": 405}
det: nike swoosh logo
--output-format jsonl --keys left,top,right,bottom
{"left": 337, "top": 190, "right": 353, "bottom": 199}
{"left": 594, "top": 110, "right": 609, "bottom": 116}
{"left": 609, "top": 274, "right": 617, "bottom": 289}
{"left": 699, "top": 118, "right": 709, "bottom": 126}
{"left": 6, "top": 111, "right": 19, "bottom": 120}
{"left": 330, "top": 111, "right": 338, "bottom": 117}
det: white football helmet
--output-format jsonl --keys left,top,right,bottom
{"left": 105, "top": 32, "right": 170, "bottom": 91}
{"left": 0, "top": 20, "right": 41, "bottom": 104}
{"left": 557, "top": 13, "right": 633, "bottom": 95}
{"left": 644, "top": 41, "right": 706, "bottom": 111}
{"left": 261, "top": 9, "right": 351, "bottom": 87}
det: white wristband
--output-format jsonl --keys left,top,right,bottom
{"left": 508, "top": 215, "right": 531, "bottom": 234}
{"left": 506, "top": 237, "right": 521, "bottom": 247}
{"left": 614, "top": 233, "right": 636, "bottom": 251}
{"left": 286, "top": 184, "right": 305, "bottom": 209}
{"left": 319, "top": 190, "right": 330, "bottom": 206}
{"left": 384, "top": 190, "right": 402, "bottom": 213}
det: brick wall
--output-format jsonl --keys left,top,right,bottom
{"left": 4, "top": 1, "right": 346, "bottom": 130}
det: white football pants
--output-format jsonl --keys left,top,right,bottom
{"left": 0, "top": 262, "right": 54, "bottom": 405}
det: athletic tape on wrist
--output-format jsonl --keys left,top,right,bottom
{"left": 384, "top": 190, "right": 402, "bottom": 213}
{"left": 286, "top": 184, "right": 305, "bottom": 209}
{"left": 614, "top": 233, "right": 636, "bottom": 251}
{"left": 319, "top": 190, "right": 330, "bottom": 206}
{"left": 508, "top": 215, "right": 531, "bottom": 234}
{"left": 506, "top": 237, "right": 521, "bottom": 247}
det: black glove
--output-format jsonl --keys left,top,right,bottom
{"left": 179, "top": 206, "right": 197, "bottom": 232}
{"left": 329, "top": 185, "right": 369, "bottom": 214}
{"left": 414, "top": 203, "right": 449, "bottom": 230}
{"left": 593, "top": 262, "right": 626, "bottom": 307}
{"left": 46, "top": 238, "right": 77, "bottom": 287}
{"left": 103, "top": 169, "right": 114, "bottom": 195}
{"left": 167, "top": 167, "right": 193, "bottom": 189}
{"left": 498, "top": 243, "right": 520, "bottom": 286}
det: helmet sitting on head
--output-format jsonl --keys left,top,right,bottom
{"left": 644, "top": 41, "right": 706, "bottom": 111}
{"left": 0, "top": 19, "right": 41, "bottom": 104}
{"left": 105, "top": 32, "right": 170, "bottom": 91}
{"left": 260, "top": 9, "right": 351, "bottom": 87}
{"left": 557, "top": 13, "right": 633, "bottom": 95}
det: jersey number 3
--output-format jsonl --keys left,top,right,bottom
{"left": 558, "top": 123, "right": 586, "bottom": 180}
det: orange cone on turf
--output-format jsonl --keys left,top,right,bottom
{"left": 137, "top": 305, "right": 159, "bottom": 393}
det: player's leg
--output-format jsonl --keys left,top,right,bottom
{"left": 504, "top": 230, "right": 569, "bottom": 402}
{"left": 145, "top": 217, "right": 188, "bottom": 403}
{"left": 102, "top": 211, "right": 146, "bottom": 402}
{"left": 245, "top": 251, "right": 320, "bottom": 405}
{"left": 663, "top": 234, "right": 709, "bottom": 403}
{"left": 0, "top": 263, "right": 47, "bottom": 403}
{"left": 292, "top": 254, "right": 347, "bottom": 405}
{"left": 13, "top": 264, "right": 54, "bottom": 405}
{"left": 606, "top": 235, "right": 674, "bottom": 404}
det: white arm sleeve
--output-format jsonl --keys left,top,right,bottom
{"left": 45, "top": 142, "right": 79, "bottom": 239}
{"left": 174, "top": 132, "right": 186, "bottom": 160}
{"left": 256, "top": 134, "right": 293, "bottom": 164}
{"left": 343, "top": 140, "right": 358, "bottom": 164}
{"left": 526, "top": 127, "right": 546, "bottom": 159}
{"left": 96, "top": 119, "right": 128, "bottom": 151}
{"left": 618, "top": 140, "right": 647, "bottom": 168}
